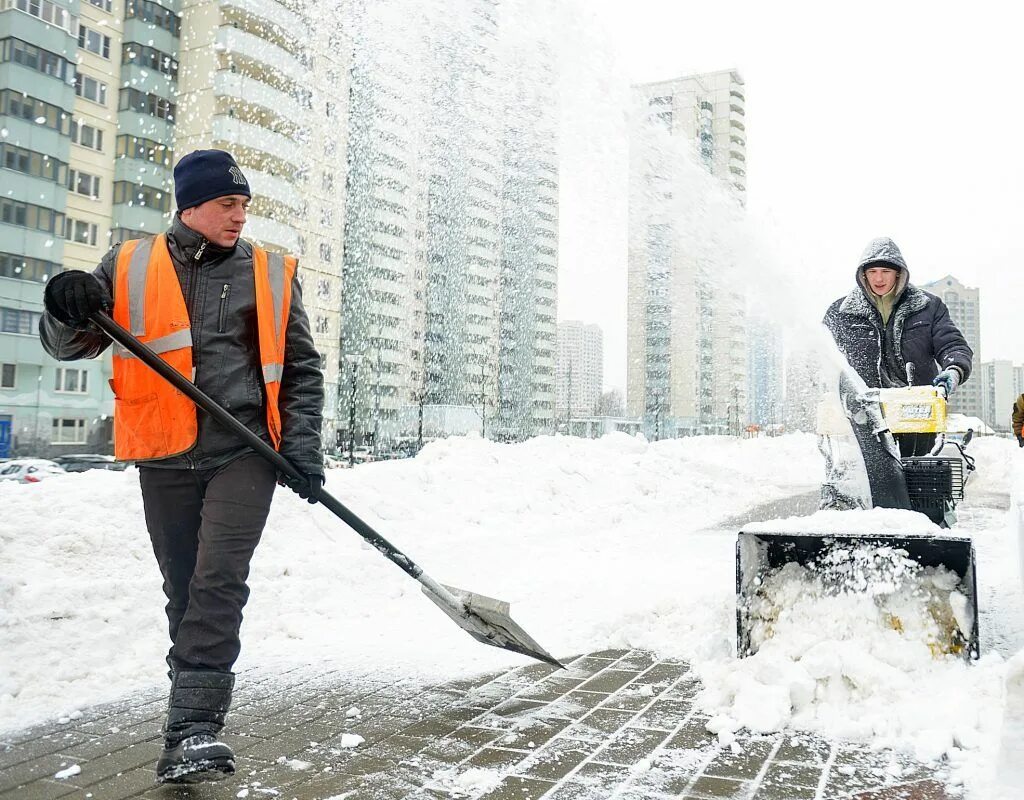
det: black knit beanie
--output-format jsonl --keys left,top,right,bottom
{"left": 173, "top": 149, "right": 251, "bottom": 211}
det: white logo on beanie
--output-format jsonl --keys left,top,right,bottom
{"left": 229, "top": 165, "right": 247, "bottom": 186}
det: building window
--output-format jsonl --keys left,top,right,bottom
{"left": 55, "top": 367, "right": 88, "bottom": 393}
{"left": 64, "top": 217, "right": 99, "bottom": 246}
{"left": 112, "top": 181, "right": 170, "bottom": 212}
{"left": 9, "top": 0, "right": 73, "bottom": 33}
{"left": 121, "top": 43, "right": 178, "bottom": 79}
{"left": 125, "top": 0, "right": 181, "bottom": 35}
{"left": 319, "top": 241, "right": 332, "bottom": 262}
{"left": 0, "top": 90, "right": 70, "bottom": 134}
{"left": 0, "top": 143, "right": 68, "bottom": 183}
{"left": 0, "top": 199, "right": 65, "bottom": 234}
{"left": 77, "top": 25, "right": 111, "bottom": 58}
{"left": 0, "top": 37, "right": 73, "bottom": 82}
{"left": 115, "top": 134, "right": 171, "bottom": 166}
{"left": 0, "top": 251, "right": 57, "bottom": 282}
{"left": 51, "top": 418, "right": 86, "bottom": 444}
{"left": 74, "top": 73, "right": 108, "bottom": 105}
{"left": 68, "top": 169, "right": 101, "bottom": 199}
{"left": 118, "top": 87, "right": 175, "bottom": 121}
{"left": 0, "top": 306, "right": 43, "bottom": 334}
{"left": 315, "top": 315, "right": 329, "bottom": 334}
{"left": 109, "top": 227, "right": 148, "bottom": 244}
{"left": 87, "top": 0, "right": 113, "bottom": 11}
{"left": 70, "top": 120, "right": 104, "bottom": 152}
{"left": 1, "top": 363, "right": 14, "bottom": 389}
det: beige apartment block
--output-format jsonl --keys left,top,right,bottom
{"left": 64, "top": 0, "right": 122, "bottom": 271}
{"left": 627, "top": 70, "right": 748, "bottom": 437}
{"left": 176, "top": 0, "right": 350, "bottom": 444}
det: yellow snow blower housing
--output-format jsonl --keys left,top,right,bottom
{"left": 878, "top": 386, "right": 947, "bottom": 434}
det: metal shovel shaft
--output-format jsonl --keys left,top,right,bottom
{"left": 92, "top": 311, "right": 562, "bottom": 667}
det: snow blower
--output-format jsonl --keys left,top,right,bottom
{"left": 737, "top": 385, "right": 980, "bottom": 661}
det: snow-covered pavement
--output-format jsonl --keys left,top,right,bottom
{"left": 0, "top": 433, "right": 1021, "bottom": 797}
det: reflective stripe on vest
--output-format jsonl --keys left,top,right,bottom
{"left": 111, "top": 236, "right": 294, "bottom": 459}
{"left": 253, "top": 248, "right": 296, "bottom": 449}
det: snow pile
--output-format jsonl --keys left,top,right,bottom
{"left": 0, "top": 432, "right": 819, "bottom": 733}
{"left": 700, "top": 505, "right": 1017, "bottom": 790}
{"left": 0, "top": 433, "right": 1020, "bottom": 797}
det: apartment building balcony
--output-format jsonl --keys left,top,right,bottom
{"left": 221, "top": 0, "right": 308, "bottom": 44}
{"left": 214, "top": 26, "right": 305, "bottom": 86}
{"left": 244, "top": 213, "right": 299, "bottom": 253}
{"left": 211, "top": 115, "right": 303, "bottom": 171}
{"left": 120, "top": 64, "right": 177, "bottom": 99}
{"left": 214, "top": 71, "right": 303, "bottom": 123}
{"left": 112, "top": 203, "right": 169, "bottom": 236}
{"left": 243, "top": 167, "right": 302, "bottom": 212}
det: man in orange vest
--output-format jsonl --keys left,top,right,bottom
{"left": 39, "top": 150, "right": 325, "bottom": 783}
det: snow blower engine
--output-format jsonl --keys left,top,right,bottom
{"left": 736, "top": 386, "right": 980, "bottom": 661}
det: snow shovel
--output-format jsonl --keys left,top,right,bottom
{"left": 92, "top": 311, "right": 563, "bottom": 669}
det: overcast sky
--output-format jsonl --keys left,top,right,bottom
{"left": 555, "top": 0, "right": 1024, "bottom": 392}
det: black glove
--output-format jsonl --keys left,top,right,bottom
{"left": 1017, "top": 436, "right": 1024, "bottom": 448}
{"left": 44, "top": 271, "right": 111, "bottom": 329}
{"left": 278, "top": 470, "right": 324, "bottom": 504}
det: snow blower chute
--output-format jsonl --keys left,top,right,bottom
{"left": 737, "top": 385, "right": 980, "bottom": 660}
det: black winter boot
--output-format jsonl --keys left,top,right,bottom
{"left": 156, "top": 669, "right": 236, "bottom": 783}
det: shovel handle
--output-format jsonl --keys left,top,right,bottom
{"left": 92, "top": 311, "right": 424, "bottom": 581}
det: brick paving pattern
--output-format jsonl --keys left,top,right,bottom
{"left": 0, "top": 649, "right": 956, "bottom": 799}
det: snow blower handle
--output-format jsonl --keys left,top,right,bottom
{"left": 90, "top": 310, "right": 424, "bottom": 581}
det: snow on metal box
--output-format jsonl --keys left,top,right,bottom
{"left": 735, "top": 529, "right": 979, "bottom": 662}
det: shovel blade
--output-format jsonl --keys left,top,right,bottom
{"left": 422, "top": 583, "right": 564, "bottom": 668}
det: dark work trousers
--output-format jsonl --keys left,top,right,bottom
{"left": 139, "top": 453, "right": 277, "bottom": 673}
{"left": 895, "top": 432, "right": 937, "bottom": 458}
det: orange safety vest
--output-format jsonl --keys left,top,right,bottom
{"left": 110, "top": 235, "right": 295, "bottom": 461}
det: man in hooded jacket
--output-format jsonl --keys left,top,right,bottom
{"left": 823, "top": 237, "right": 973, "bottom": 457}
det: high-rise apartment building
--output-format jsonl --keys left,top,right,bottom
{"left": 747, "top": 316, "right": 783, "bottom": 428}
{"left": 555, "top": 321, "right": 602, "bottom": 422}
{"left": 1, "top": 0, "right": 115, "bottom": 454}
{"left": 920, "top": 275, "right": 981, "bottom": 421}
{"left": 1, "top": 0, "right": 350, "bottom": 455}
{"left": 176, "top": 0, "right": 349, "bottom": 446}
{"left": 340, "top": 0, "right": 558, "bottom": 446}
{"left": 979, "top": 359, "right": 1024, "bottom": 434}
{"left": 627, "top": 70, "right": 747, "bottom": 438}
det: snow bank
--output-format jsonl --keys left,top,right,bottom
{"left": 0, "top": 433, "right": 1020, "bottom": 798}
{"left": 0, "top": 432, "right": 818, "bottom": 734}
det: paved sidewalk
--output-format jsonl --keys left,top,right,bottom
{"left": 1, "top": 649, "right": 954, "bottom": 800}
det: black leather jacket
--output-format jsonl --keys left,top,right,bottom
{"left": 39, "top": 216, "right": 324, "bottom": 474}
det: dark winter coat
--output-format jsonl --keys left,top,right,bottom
{"left": 39, "top": 216, "right": 325, "bottom": 474}
{"left": 1013, "top": 394, "right": 1024, "bottom": 439}
{"left": 823, "top": 238, "right": 973, "bottom": 389}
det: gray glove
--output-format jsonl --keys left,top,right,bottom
{"left": 931, "top": 367, "right": 962, "bottom": 399}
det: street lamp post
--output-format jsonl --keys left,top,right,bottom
{"left": 344, "top": 352, "right": 363, "bottom": 467}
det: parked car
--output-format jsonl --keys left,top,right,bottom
{"left": 0, "top": 459, "right": 67, "bottom": 484}
{"left": 51, "top": 453, "right": 127, "bottom": 473}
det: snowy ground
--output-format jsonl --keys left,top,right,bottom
{"left": 0, "top": 433, "right": 1021, "bottom": 797}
